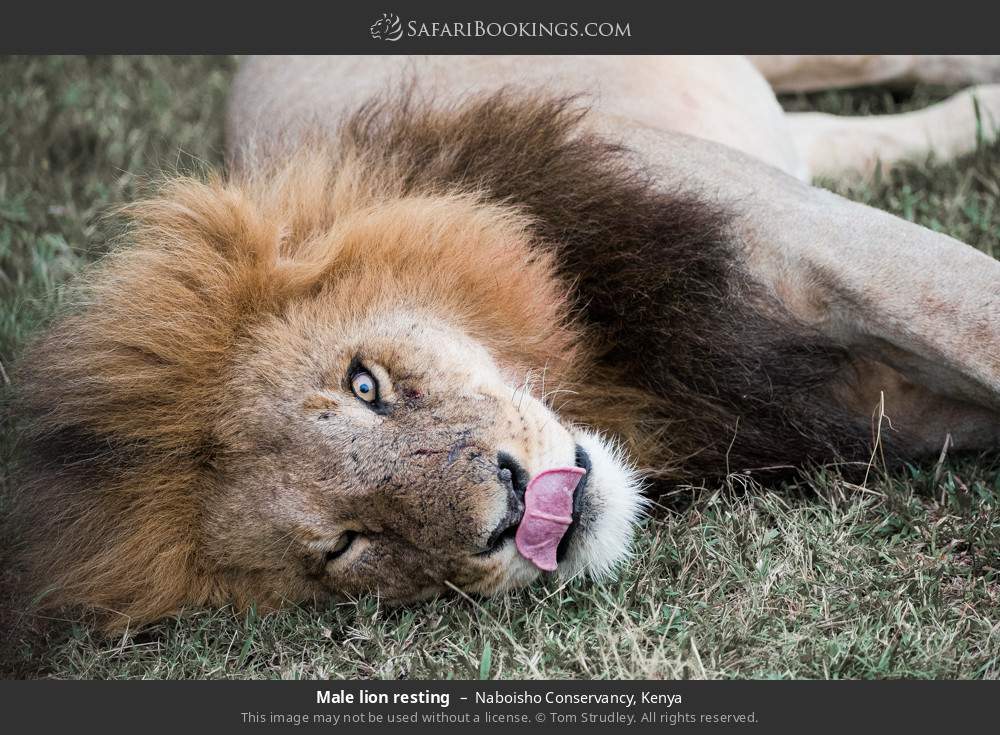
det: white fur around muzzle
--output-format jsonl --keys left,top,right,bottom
{"left": 559, "top": 428, "right": 647, "bottom": 580}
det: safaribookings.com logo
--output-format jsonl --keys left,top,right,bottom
{"left": 370, "top": 13, "right": 631, "bottom": 41}
{"left": 370, "top": 13, "right": 404, "bottom": 41}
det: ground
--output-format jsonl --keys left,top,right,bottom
{"left": 1, "top": 56, "right": 998, "bottom": 679}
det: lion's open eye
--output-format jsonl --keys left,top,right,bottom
{"left": 325, "top": 531, "right": 358, "bottom": 563}
{"left": 351, "top": 371, "right": 378, "bottom": 403}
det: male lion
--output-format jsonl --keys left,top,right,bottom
{"left": 11, "top": 56, "right": 1000, "bottom": 629}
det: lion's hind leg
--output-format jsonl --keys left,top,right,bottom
{"left": 786, "top": 84, "right": 1000, "bottom": 180}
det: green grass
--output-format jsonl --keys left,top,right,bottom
{"left": 2, "top": 57, "right": 999, "bottom": 679}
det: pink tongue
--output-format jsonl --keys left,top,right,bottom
{"left": 515, "top": 467, "right": 586, "bottom": 571}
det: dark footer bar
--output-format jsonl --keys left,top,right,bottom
{"left": 0, "top": 680, "right": 993, "bottom": 733}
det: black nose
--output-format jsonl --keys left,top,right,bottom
{"left": 496, "top": 451, "right": 529, "bottom": 502}
{"left": 480, "top": 452, "right": 530, "bottom": 554}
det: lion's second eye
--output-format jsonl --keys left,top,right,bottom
{"left": 325, "top": 531, "right": 358, "bottom": 563}
{"left": 351, "top": 371, "right": 378, "bottom": 403}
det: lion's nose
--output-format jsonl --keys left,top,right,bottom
{"left": 480, "top": 452, "right": 530, "bottom": 554}
{"left": 497, "top": 451, "right": 529, "bottom": 502}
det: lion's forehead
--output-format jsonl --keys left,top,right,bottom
{"left": 235, "top": 305, "right": 514, "bottom": 398}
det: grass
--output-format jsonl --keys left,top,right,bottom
{"left": 1, "top": 56, "right": 999, "bottom": 679}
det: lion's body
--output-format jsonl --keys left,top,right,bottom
{"left": 11, "top": 56, "right": 1000, "bottom": 628}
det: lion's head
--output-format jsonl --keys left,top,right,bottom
{"left": 12, "top": 140, "right": 644, "bottom": 627}
{"left": 369, "top": 13, "right": 403, "bottom": 41}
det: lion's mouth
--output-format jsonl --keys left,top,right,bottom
{"left": 511, "top": 446, "right": 592, "bottom": 571}
{"left": 476, "top": 445, "right": 591, "bottom": 565}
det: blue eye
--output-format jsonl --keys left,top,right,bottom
{"left": 351, "top": 371, "right": 377, "bottom": 403}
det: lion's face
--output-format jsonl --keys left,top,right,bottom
{"left": 210, "top": 303, "right": 643, "bottom": 604}
{"left": 369, "top": 13, "right": 402, "bottom": 41}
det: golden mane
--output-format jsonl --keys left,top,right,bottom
{"left": 11, "top": 144, "right": 584, "bottom": 626}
